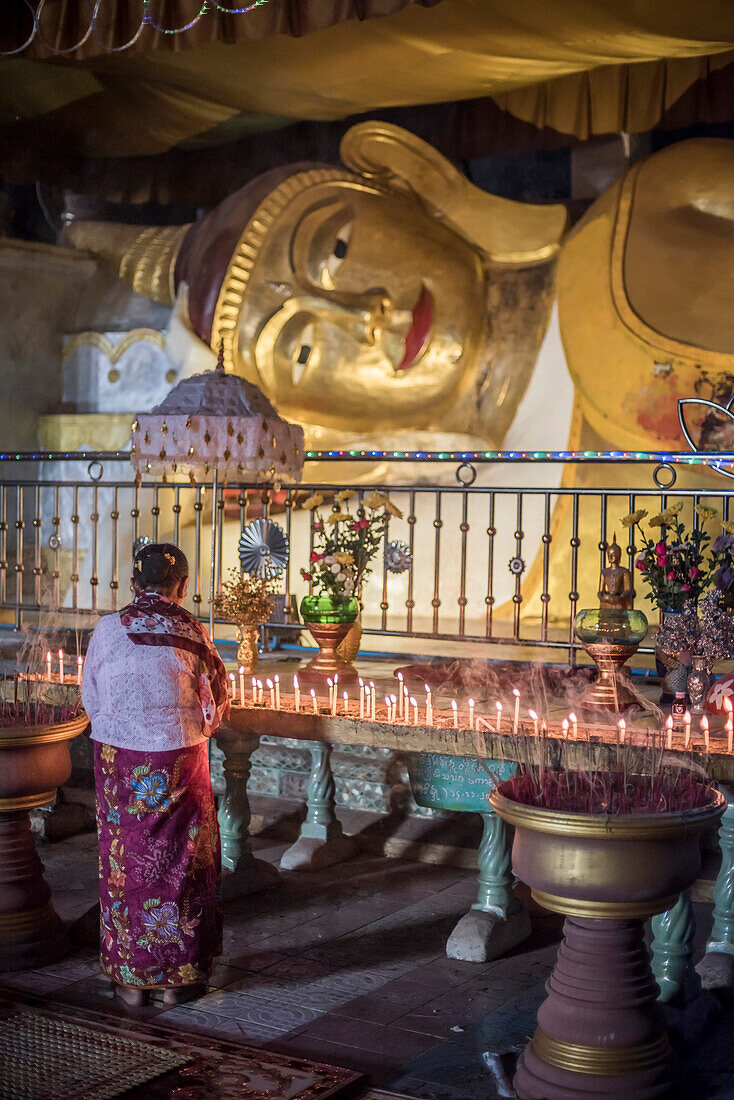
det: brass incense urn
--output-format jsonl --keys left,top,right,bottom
{"left": 0, "top": 711, "right": 89, "bottom": 970}
{"left": 490, "top": 783, "right": 725, "bottom": 1099}
{"left": 574, "top": 608, "right": 648, "bottom": 712}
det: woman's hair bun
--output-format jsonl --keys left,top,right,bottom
{"left": 133, "top": 543, "right": 188, "bottom": 590}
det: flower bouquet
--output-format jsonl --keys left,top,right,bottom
{"left": 298, "top": 490, "right": 403, "bottom": 682}
{"left": 621, "top": 502, "right": 715, "bottom": 611}
{"left": 621, "top": 502, "right": 718, "bottom": 701}
{"left": 211, "top": 569, "right": 276, "bottom": 672}
{"left": 709, "top": 521, "right": 734, "bottom": 607}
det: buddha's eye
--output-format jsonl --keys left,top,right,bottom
{"left": 322, "top": 222, "right": 353, "bottom": 288}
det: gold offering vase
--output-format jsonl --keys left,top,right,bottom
{"left": 235, "top": 625, "right": 259, "bottom": 674}
{"left": 574, "top": 608, "right": 648, "bottom": 713}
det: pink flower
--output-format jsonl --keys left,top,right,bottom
{"left": 635, "top": 559, "right": 646, "bottom": 571}
{"left": 657, "top": 555, "right": 668, "bottom": 567}
{"left": 310, "top": 551, "right": 324, "bottom": 563}
{"left": 300, "top": 570, "right": 313, "bottom": 582}
{"left": 352, "top": 519, "right": 370, "bottom": 531}
{"left": 688, "top": 566, "right": 700, "bottom": 579}
{"left": 655, "top": 541, "right": 666, "bottom": 554}
{"left": 682, "top": 583, "right": 692, "bottom": 591}
{"left": 667, "top": 571, "right": 675, "bottom": 580}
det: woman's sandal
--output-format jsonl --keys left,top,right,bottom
{"left": 162, "top": 983, "right": 207, "bottom": 1005}
{"left": 114, "top": 984, "right": 151, "bottom": 1007}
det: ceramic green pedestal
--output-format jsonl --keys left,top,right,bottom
{"left": 408, "top": 753, "right": 531, "bottom": 962}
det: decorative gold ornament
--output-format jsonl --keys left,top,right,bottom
{"left": 235, "top": 625, "right": 259, "bottom": 673}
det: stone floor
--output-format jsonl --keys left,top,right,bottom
{"left": 4, "top": 814, "right": 734, "bottom": 1098}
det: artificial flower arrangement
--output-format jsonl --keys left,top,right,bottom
{"left": 299, "top": 490, "right": 403, "bottom": 600}
{"left": 211, "top": 568, "right": 276, "bottom": 626}
{"left": 620, "top": 503, "right": 716, "bottom": 610}
{"left": 709, "top": 520, "right": 734, "bottom": 601}
{"left": 656, "top": 591, "right": 734, "bottom": 670}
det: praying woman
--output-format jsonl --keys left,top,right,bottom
{"left": 82, "top": 543, "right": 229, "bottom": 1006}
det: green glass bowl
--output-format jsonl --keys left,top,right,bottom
{"left": 574, "top": 608, "right": 648, "bottom": 645}
{"left": 300, "top": 594, "right": 359, "bottom": 625}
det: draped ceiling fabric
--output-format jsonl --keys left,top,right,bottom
{"left": 2, "top": 0, "right": 734, "bottom": 201}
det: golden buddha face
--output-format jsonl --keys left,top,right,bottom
{"left": 235, "top": 178, "right": 487, "bottom": 433}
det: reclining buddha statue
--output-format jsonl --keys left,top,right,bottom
{"left": 66, "top": 121, "right": 567, "bottom": 458}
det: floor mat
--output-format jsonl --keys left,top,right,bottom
{"left": 0, "top": 1010, "right": 190, "bottom": 1100}
{"left": 0, "top": 997, "right": 364, "bottom": 1100}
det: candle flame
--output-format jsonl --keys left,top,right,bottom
{"left": 562, "top": 719, "right": 569, "bottom": 731}
{"left": 666, "top": 715, "right": 673, "bottom": 727}
{"left": 725, "top": 697, "right": 733, "bottom": 713}
{"left": 701, "top": 715, "right": 709, "bottom": 729}
{"left": 528, "top": 709, "right": 538, "bottom": 720}
{"left": 495, "top": 701, "right": 502, "bottom": 711}
{"left": 266, "top": 678, "right": 273, "bottom": 688}
{"left": 568, "top": 712, "right": 577, "bottom": 723}
{"left": 451, "top": 700, "right": 457, "bottom": 710}
{"left": 512, "top": 688, "right": 520, "bottom": 698}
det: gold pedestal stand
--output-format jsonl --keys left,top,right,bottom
{"left": 579, "top": 640, "right": 641, "bottom": 712}
{"left": 299, "top": 620, "right": 359, "bottom": 686}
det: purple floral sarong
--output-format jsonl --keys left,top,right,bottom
{"left": 94, "top": 740, "right": 221, "bottom": 989}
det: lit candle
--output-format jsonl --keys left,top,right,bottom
{"left": 58, "top": 649, "right": 64, "bottom": 684}
{"left": 311, "top": 688, "right": 318, "bottom": 713}
{"left": 397, "top": 673, "right": 404, "bottom": 719}
{"left": 240, "top": 667, "right": 246, "bottom": 706}
{"left": 331, "top": 684, "right": 337, "bottom": 717}
{"left": 569, "top": 712, "right": 578, "bottom": 741}
{"left": 46, "top": 651, "right": 52, "bottom": 680}
{"left": 562, "top": 718, "right": 569, "bottom": 739}
{"left": 495, "top": 700, "right": 502, "bottom": 732}
{"left": 257, "top": 680, "right": 263, "bottom": 705}
{"left": 702, "top": 714, "right": 710, "bottom": 753}
{"left": 452, "top": 700, "right": 458, "bottom": 728}
{"left": 468, "top": 698, "right": 475, "bottom": 730}
{"left": 726, "top": 699, "right": 734, "bottom": 753}
{"left": 77, "top": 654, "right": 84, "bottom": 685}
{"left": 274, "top": 675, "right": 280, "bottom": 709}
{"left": 425, "top": 684, "right": 433, "bottom": 726}
{"left": 251, "top": 675, "right": 256, "bottom": 704}
{"left": 684, "top": 710, "right": 691, "bottom": 749}
{"left": 370, "top": 682, "right": 376, "bottom": 721}
{"left": 267, "top": 678, "right": 275, "bottom": 708}
{"left": 343, "top": 690, "right": 349, "bottom": 715}
{"left": 403, "top": 684, "right": 409, "bottom": 719}
{"left": 229, "top": 672, "right": 236, "bottom": 699}
{"left": 294, "top": 674, "right": 301, "bottom": 712}
{"left": 390, "top": 694, "right": 397, "bottom": 723}
{"left": 410, "top": 697, "right": 418, "bottom": 724}
{"left": 512, "top": 689, "right": 520, "bottom": 735}
{"left": 327, "top": 678, "right": 334, "bottom": 710}
{"left": 528, "top": 709, "right": 538, "bottom": 737}
{"left": 359, "top": 678, "right": 365, "bottom": 720}
{"left": 384, "top": 696, "right": 391, "bottom": 720}
{"left": 666, "top": 715, "right": 673, "bottom": 749}
{"left": 618, "top": 718, "right": 626, "bottom": 745}
{"left": 334, "top": 673, "right": 339, "bottom": 699}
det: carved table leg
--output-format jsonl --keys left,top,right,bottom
{"left": 216, "top": 731, "right": 279, "bottom": 900}
{"left": 280, "top": 742, "right": 359, "bottom": 871}
{"left": 651, "top": 890, "right": 697, "bottom": 1003}
{"left": 697, "top": 783, "right": 734, "bottom": 992}
{"left": 446, "top": 809, "right": 531, "bottom": 962}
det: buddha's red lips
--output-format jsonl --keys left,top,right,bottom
{"left": 397, "top": 285, "right": 433, "bottom": 371}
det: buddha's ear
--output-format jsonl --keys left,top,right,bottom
{"left": 63, "top": 221, "right": 190, "bottom": 304}
{"left": 340, "top": 122, "right": 566, "bottom": 265}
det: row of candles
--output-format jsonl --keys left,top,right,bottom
{"left": 228, "top": 671, "right": 734, "bottom": 754}
{"left": 43, "top": 649, "right": 84, "bottom": 685}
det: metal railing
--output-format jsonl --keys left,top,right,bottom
{"left": 0, "top": 449, "right": 731, "bottom": 663}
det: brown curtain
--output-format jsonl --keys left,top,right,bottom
{"left": 3, "top": 0, "right": 443, "bottom": 61}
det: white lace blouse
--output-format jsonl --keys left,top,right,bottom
{"left": 82, "top": 612, "right": 211, "bottom": 752}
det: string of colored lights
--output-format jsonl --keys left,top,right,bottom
{"left": 303, "top": 449, "right": 734, "bottom": 467}
{"left": 1, "top": 0, "right": 269, "bottom": 57}
{"left": 2, "top": 450, "right": 734, "bottom": 467}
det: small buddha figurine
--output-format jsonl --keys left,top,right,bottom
{"left": 598, "top": 534, "right": 635, "bottom": 611}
